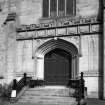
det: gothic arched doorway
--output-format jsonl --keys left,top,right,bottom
{"left": 44, "top": 48, "right": 72, "bottom": 85}
{"left": 35, "top": 39, "right": 78, "bottom": 84}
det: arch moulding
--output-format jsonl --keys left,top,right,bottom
{"left": 34, "top": 38, "right": 79, "bottom": 80}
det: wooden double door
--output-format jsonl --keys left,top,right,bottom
{"left": 44, "top": 48, "right": 71, "bottom": 85}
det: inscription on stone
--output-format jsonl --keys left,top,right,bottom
{"left": 16, "top": 17, "right": 99, "bottom": 32}
{"left": 16, "top": 17, "right": 101, "bottom": 40}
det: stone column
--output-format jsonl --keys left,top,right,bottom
{"left": 71, "top": 57, "right": 75, "bottom": 79}
{"left": 34, "top": 56, "right": 38, "bottom": 79}
{"left": 36, "top": 57, "right": 44, "bottom": 80}
{"left": 101, "top": 0, "right": 105, "bottom": 99}
{"left": 4, "top": 13, "right": 17, "bottom": 84}
{"left": 103, "top": 1, "right": 105, "bottom": 99}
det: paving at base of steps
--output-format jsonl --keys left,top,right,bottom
{"left": 0, "top": 98, "right": 105, "bottom": 105}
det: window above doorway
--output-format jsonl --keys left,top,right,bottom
{"left": 42, "top": 0, "right": 76, "bottom": 18}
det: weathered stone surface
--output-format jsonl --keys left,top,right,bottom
{"left": 17, "top": 86, "right": 76, "bottom": 105}
{"left": 0, "top": 0, "right": 103, "bottom": 99}
{"left": 76, "top": 0, "right": 99, "bottom": 17}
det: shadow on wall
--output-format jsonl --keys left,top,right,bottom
{"left": 98, "top": 0, "right": 104, "bottom": 100}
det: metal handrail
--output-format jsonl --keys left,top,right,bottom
{"left": 68, "top": 72, "right": 86, "bottom": 105}
{"left": 10, "top": 73, "right": 31, "bottom": 102}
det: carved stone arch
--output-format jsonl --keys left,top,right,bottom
{"left": 34, "top": 38, "right": 79, "bottom": 80}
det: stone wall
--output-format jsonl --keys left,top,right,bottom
{"left": 76, "top": 0, "right": 99, "bottom": 17}
{"left": 0, "top": 0, "right": 8, "bottom": 79}
{"left": 15, "top": 0, "right": 100, "bottom": 25}
{"left": 103, "top": 0, "right": 105, "bottom": 99}
{"left": 0, "top": 0, "right": 103, "bottom": 98}
{"left": 80, "top": 35, "right": 99, "bottom": 72}
{"left": 5, "top": 21, "right": 16, "bottom": 83}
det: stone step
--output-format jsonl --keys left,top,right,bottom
{"left": 17, "top": 101, "right": 77, "bottom": 105}
{"left": 17, "top": 86, "right": 76, "bottom": 105}
{"left": 23, "top": 86, "right": 75, "bottom": 97}
{"left": 13, "top": 101, "right": 77, "bottom": 105}
{"left": 19, "top": 95, "right": 75, "bottom": 101}
{"left": 18, "top": 96, "right": 76, "bottom": 105}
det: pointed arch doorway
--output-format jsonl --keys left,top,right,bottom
{"left": 44, "top": 48, "right": 72, "bottom": 85}
{"left": 35, "top": 39, "right": 78, "bottom": 86}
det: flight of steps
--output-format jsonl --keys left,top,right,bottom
{"left": 15, "top": 86, "right": 77, "bottom": 105}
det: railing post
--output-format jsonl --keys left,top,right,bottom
{"left": 76, "top": 72, "right": 85, "bottom": 105}
{"left": 80, "top": 72, "right": 85, "bottom": 99}
{"left": 12, "top": 79, "right": 17, "bottom": 90}
{"left": 23, "top": 73, "right": 27, "bottom": 86}
{"left": 77, "top": 72, "right": 86, "bottom": 105}
{"left": 11, "top": 79, "right": 17, "bottom": 99}
{"left": 77, "top": 80, "right": 81, "bottom": 105}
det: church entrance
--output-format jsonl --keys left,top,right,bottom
{"left": 35, "top": 39, "right": 78, "bottom": 84}
{"left": 44, "top": 48, "right": 72, "bottom": 85}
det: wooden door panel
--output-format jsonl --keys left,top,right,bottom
{"left": 44, "top": 49, "right": 71, "bottom": 85}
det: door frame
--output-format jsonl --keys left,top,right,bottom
{"left": 34, "top": 39, "right": 79, "bottom": 80}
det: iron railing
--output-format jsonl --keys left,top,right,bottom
{"left": 11, "top": 73, "right": 31, "bottom": 101}
{"left": 69, "top": 72, "right": 87, "bottom": 105}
